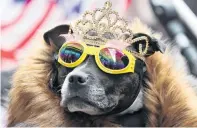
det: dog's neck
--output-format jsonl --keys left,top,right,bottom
{"left": 116, "top": 89, "right": 144, "bottom": 115}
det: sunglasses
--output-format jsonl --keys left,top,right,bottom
{"left": 58, "top": 41, "right": 137, "bottom": 74}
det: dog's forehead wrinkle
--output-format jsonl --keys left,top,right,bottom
{"left": 70, "top": 57, "right": 99, "bottom": 74}
{"left": 81, "top": 56, "right": 105, "bottom": 73}
{"left": 72, "top": 60, "right": 89, "bottom": 72}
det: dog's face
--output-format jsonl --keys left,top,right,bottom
{"left": 44, "top": 25, "right": 162, "bottom": 115}
{"left": 57, "top": 55, "right": 140, "bottom": 115}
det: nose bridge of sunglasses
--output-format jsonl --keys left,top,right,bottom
{"left": 85, "top": 46, "right": 100, "bottom": 55}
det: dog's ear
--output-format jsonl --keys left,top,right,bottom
{"left": 43, "top": 24, "right": 72, "bottom": 50}
{"left": 127, "top": 33, "right": 165, "bottom": 57}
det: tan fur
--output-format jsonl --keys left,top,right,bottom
{"left": 133, "top": 19, "right": 197, "bottom": 127}
{"left": 145, "top": 52, "right": 197, "bottom": 126}
{"left": 7, "top": 43, "right": 66, "bottom": 126}
{"left": 7, "top": 19, "right": 197, "bottom": 127}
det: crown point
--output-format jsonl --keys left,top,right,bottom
{"left": 105, "top": 1, "right": 112, "bottom": 9}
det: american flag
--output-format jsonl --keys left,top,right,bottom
{"left": 1, "top": 0, "right": 131, "bottom": 71}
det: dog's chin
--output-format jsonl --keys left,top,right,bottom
{"left": 62, "top": 97, "right": 112, "bottom": 115}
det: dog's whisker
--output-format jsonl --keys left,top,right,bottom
{"left": 57, "top": 84, "right": 63, "bottom": 88}
{"left": 57, "top": 89, "right": 61, "bottom": 93}
{"left": 60, "top": 75, "right": 67, "bottom": 78}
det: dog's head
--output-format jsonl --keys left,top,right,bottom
{"left": 44, "top": 25, "right": 163, "bottom": 115}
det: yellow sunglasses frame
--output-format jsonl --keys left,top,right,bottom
{"left": 58, "top": 41, "right": 136, "bottom": 74}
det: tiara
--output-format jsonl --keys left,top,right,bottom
{"left": 69, "top": 1, "right": 149, "bottom": 59}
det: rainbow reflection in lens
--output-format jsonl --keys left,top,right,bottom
{"left": 59, "top": 43, "right": 83, "bottom": 63}
{"left": 99, "top": 48, "right": 129, "bottom": 70}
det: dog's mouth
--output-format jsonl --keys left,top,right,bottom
{"left": 68, "top": 97, "right": 98, "bottom": 108}
{"left": 62, "top": 96, "right": 116, "bottom": 115}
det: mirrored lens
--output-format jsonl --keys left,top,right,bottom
{"left": 59, "top": 43, "right": 83, "bottom": 63}
{"left": 99, "top": 48, "right": 129, "bottom": 70}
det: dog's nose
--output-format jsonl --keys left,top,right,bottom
{"left": 68, "top": 74, "right": 88, "bottom": 85}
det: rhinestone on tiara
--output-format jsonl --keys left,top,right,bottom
{"left": 69, "top": 1, "right": 149, "bottom": 58}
